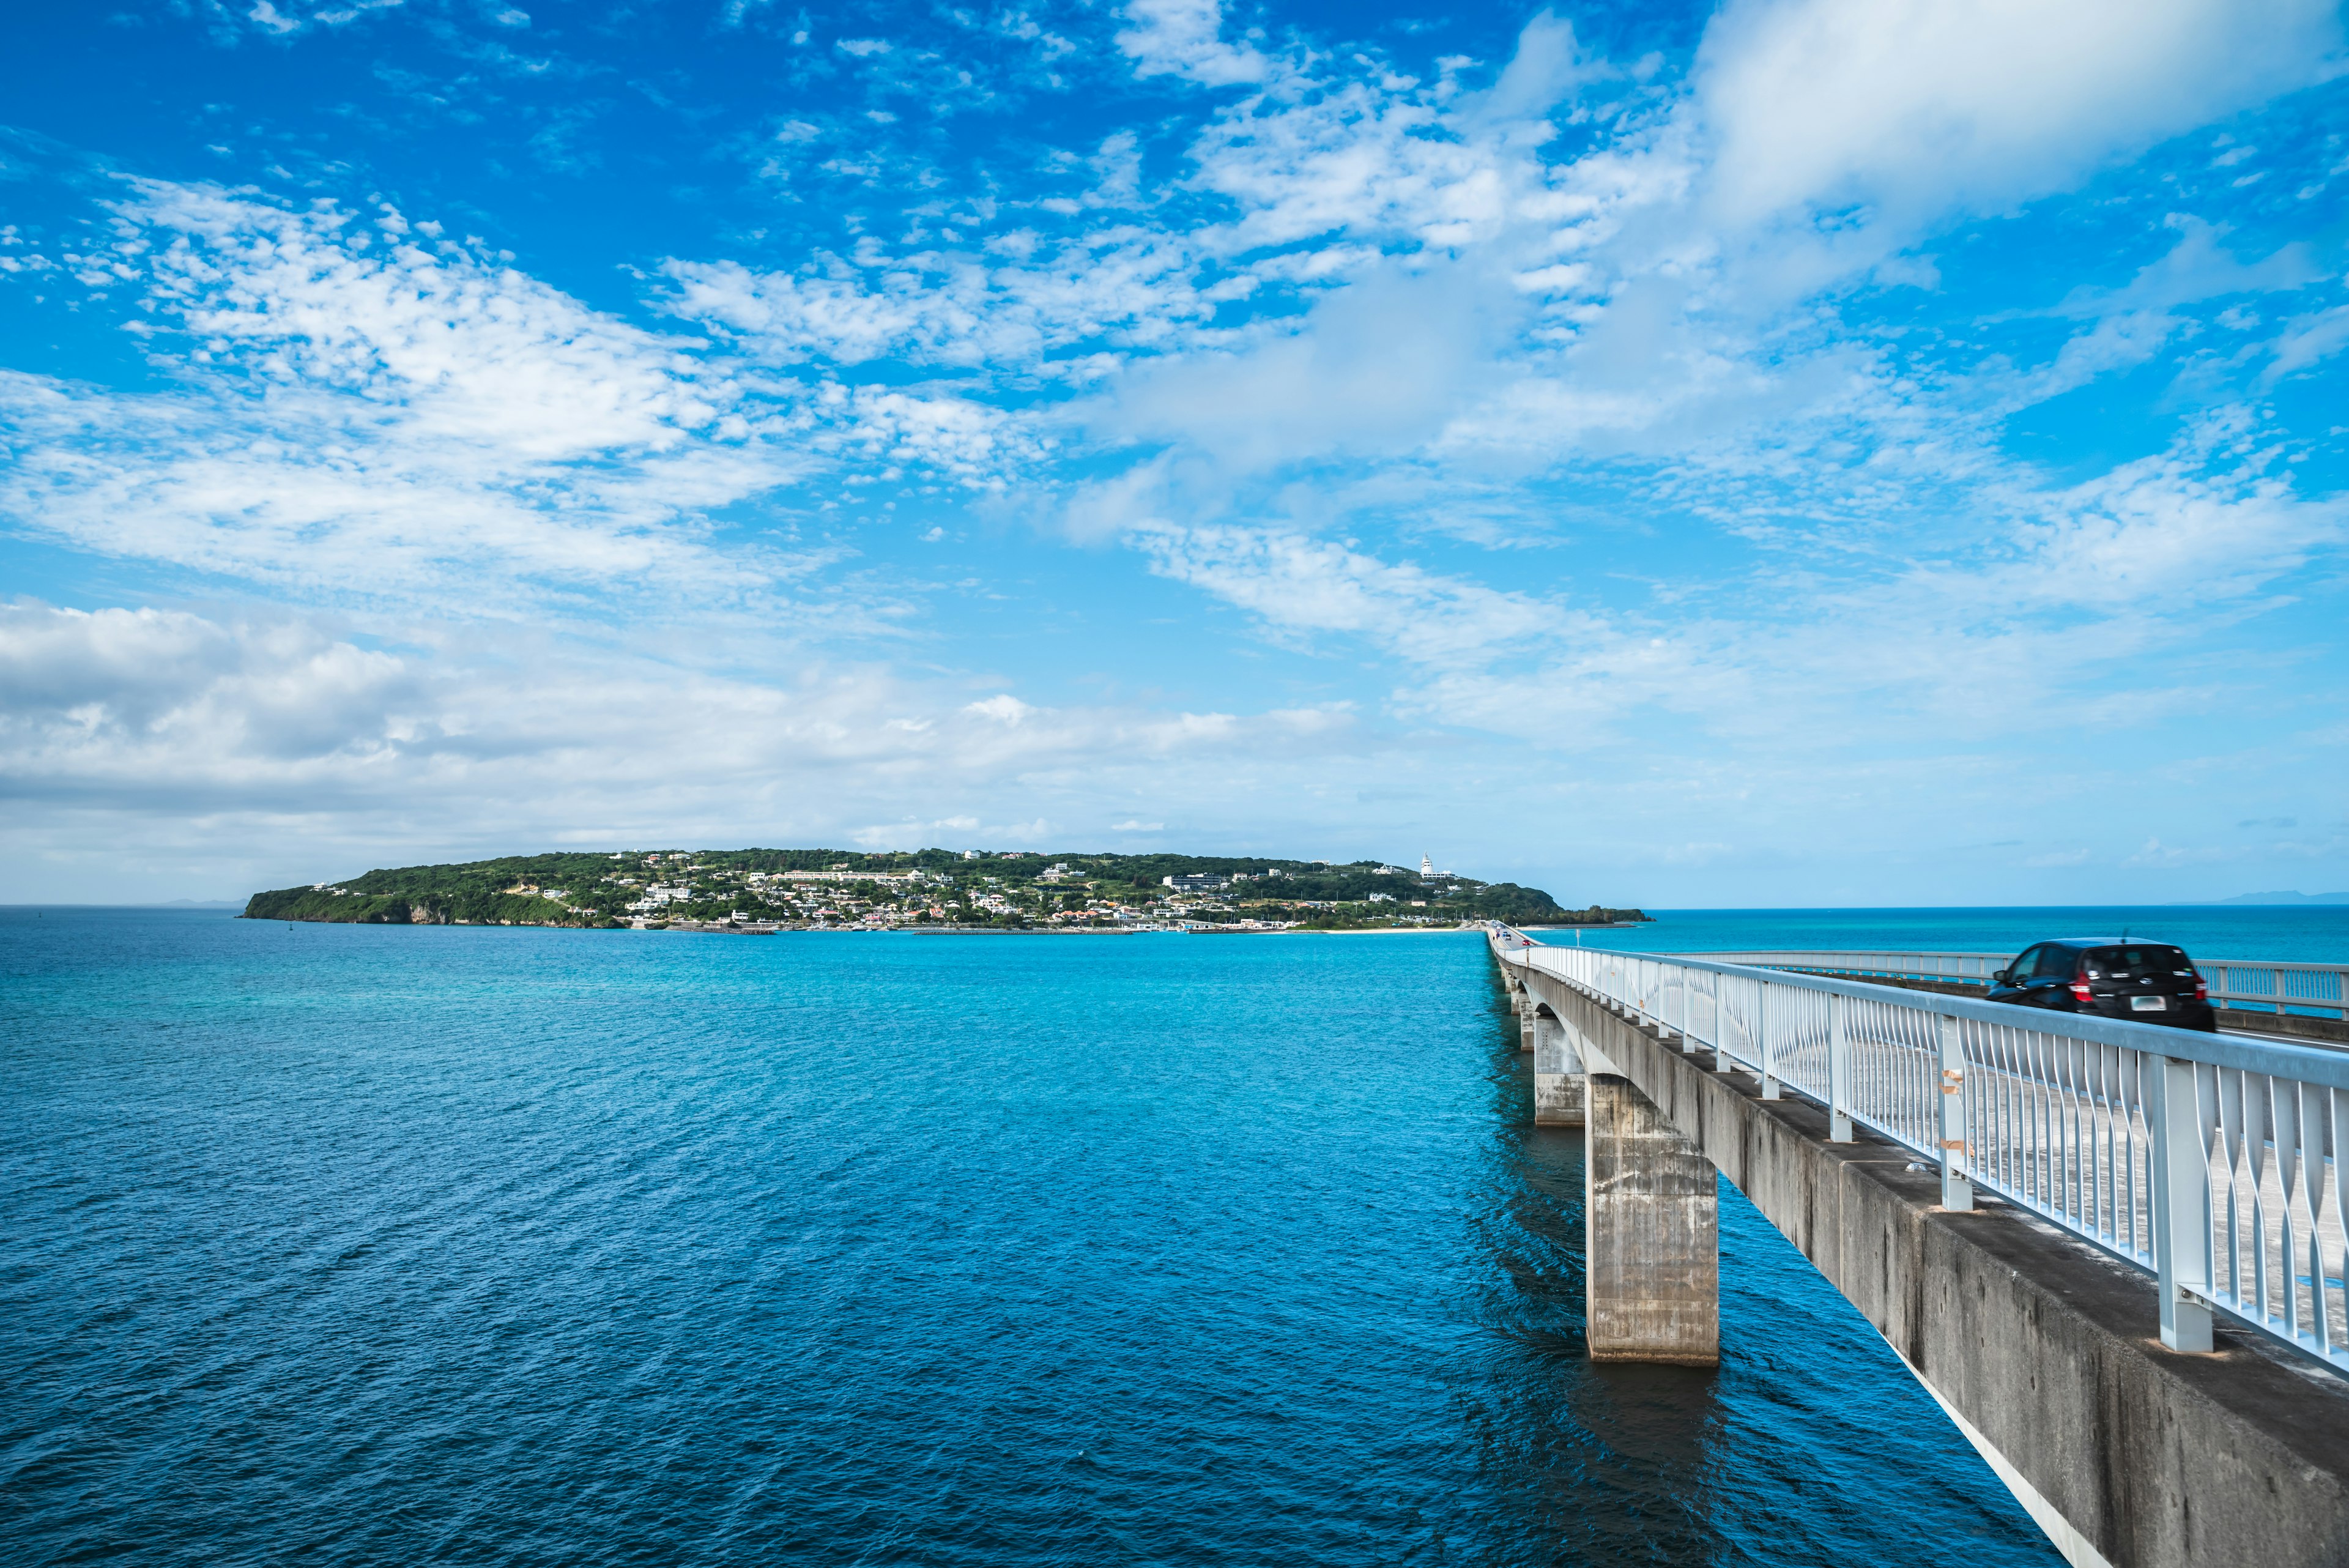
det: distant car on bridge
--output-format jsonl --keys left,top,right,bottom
{"left": 1986, "top": 938, "right": 2216, "bottom": 1032}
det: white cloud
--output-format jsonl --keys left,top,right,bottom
{"left": 658, "top": 256, "right": 966, "bottom": 365}
{"left": 1182, "top": 81, "right": 1468, "bottom": 253}
{"left": 2266, "top": 303, "right": 2349, "bottom": 382}
{"left": 125, "top": 180, "right": 726, "bottom": 460}
{"left": 243, "top": 0, "right": 406, "bottom": 37}
{"left": 1992, "top": 451, "right": 2347, "bottom": 612}
{"left": 0, "top": 182, "right": 817, "bottom": 608}
{"left": 2125, "top": 836, "right": 2234, "bottom": 867}
{"left": 1982, "top": 219, "right": 2332, "bottom": 403}
{"left": 1696, "top": 0, "right": 2343, "bottom": 231}
{"left": 1116, "top": 0, "right": 1267, "bottom": 87}
{"left": 1097, "top": 260, "right": 1526, "bottom": 472}
{"left": 963, "top": 694, "right": 1034, "bottom": 723}
{"left": 656, "top": 228, "right": 1218, "bottom": 377}
{"left": 1132, "top": 520, "right": 1562, "bottom": 667}
{"left": 2049, "top": 217, "right": 2320, "bottom": 320}
{"left": 1094, "top": 404, "right": 2342, "bottom": 776}
{"left": 0, "top": 600, "right": 1382, "bottom": 896}
{"left": 0, "top": 603, "right": 414, "bottom": 789}
{"left": 1474, "top": 10, "right": 1609, "bottom": 124}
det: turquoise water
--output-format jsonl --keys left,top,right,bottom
{"left": 1541, "top": 905, "right": 2349, "bottom": 965}
{"left": 2, "top": 908, "right": 2084, "bottom": 1565}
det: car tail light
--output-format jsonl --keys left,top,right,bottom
{"left": 2194, "top": 973, "right": 2208, "bottom": 1001}
{"left": 2071, "top": 967, "right": 2093, "bottom": 1003}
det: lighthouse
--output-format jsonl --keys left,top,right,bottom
{"left": 1420, "top": 853, "right": 1433, "bottom": 877}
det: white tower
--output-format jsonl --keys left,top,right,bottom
{"left": 1420, "top": 853, "right": 1433, "bottom": 877}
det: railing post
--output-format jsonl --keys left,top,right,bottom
{"left": 1759, "top": 978, "right": 1779, "bottom": 1099}
{"left": 1828, "top": 993, "right": 1853, "bottom": 1142}
{"left": 1935, "top": 1013, "right": 1972, "bottom": 1211}
{"left": 1712, "top": 973, "right": 1727, "bottom": 1074}
{"left": 2147, "top": 1054, "right": 2215, "bottom": 1353}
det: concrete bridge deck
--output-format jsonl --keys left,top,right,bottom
{"left": 1490, "top": 927, "right": 2349, "bottom": 1568}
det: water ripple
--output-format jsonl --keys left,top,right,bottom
{"left": 1, "top": 910, "right": 2060, "bottom": 1566}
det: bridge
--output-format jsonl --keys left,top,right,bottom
{"left": 1488, "top": 926, "right": 2349, "bottom": 1568}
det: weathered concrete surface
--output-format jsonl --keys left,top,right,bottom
{"left": 1519, "top": 965, "right": 2349, "bottom": 1568}
{"left": 2212, "top": 1006, "right": 2349, "bottom": 1046}
{"left": 1586, "top": 1072, "right": 1718, "bottom": 1364}
{"left": 1529, "top": 1011, "right": 1585, "bottom": 1126}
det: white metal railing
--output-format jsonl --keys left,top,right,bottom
{"left": 2203, "top": 959, "right": 2349, "bottom": 1020}
{"left": 1695, "top": 949, "right": 2011, "bottom": 983}
{"left": 1692, "top": 949, "right": 2349, "bottom": 1022}
{"left": 1490, "top": 927, "right": 2349, "bottom": 1379}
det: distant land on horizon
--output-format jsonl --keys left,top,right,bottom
{"left": 240, "top": 848, "right": 1652, "bottom": 933}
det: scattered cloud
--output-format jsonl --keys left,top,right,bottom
{"left": 242, "top": 0, "right": 409, "bottom": 39}
{"left": 0, "top": 600, "right": 1386, "bottom": 883}
{"left": 1116, "top": 0, "right": 1267, "bottom": 87}
{"left": 1, "top": 0, "right": 2344, "bottom": 903}
{"left": 2, "top": 182, "right": 813, "bottom": 609}
{"left": 1695, "top": 0, "right": 2343, "bottom": 237}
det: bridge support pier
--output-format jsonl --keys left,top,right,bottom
{"left": 1531, "top": 1011, "right": 1585, "bottom": 1126}
{"left": 1586, "top": 1072, "right": 1719, "bottom": 1364}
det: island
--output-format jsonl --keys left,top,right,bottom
{"left": 242, "top": 850, "right": 1651, "bottom": 934}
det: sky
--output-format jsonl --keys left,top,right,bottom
{"left": 1, "top": 0, "right": 2346, "bottom": 907}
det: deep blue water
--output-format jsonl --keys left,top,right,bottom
{"left": 0, "top": 910, "right": 2093, "bottom": 1566}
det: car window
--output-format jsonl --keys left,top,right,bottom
{"left": 2035, "top": 945, "right": 2078, "bottom": 979}
{"left": 2085, "top": 945, "right": 2189, "bottom": 977}
{"left": 2005, "top": 945, "right": 2039, "bottom": 981}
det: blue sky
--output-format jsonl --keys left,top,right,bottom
{"left": 2, "top": 0, "right": 2345, "bottom": 906}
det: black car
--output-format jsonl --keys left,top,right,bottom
{"left": 1986, "top": 938, "right": 2216, "bottom": 1032}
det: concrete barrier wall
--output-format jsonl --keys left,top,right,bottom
{"left": 1520, "top": 967, "right": 2349, "bottom": 1568}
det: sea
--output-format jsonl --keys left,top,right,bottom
{"left": 4, "top": 904, "right": 2342, "bottom": 1566}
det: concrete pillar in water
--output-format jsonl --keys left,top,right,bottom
{"left": 1585, "top": 1074, "right": 1718, "bottom": 1365}
{"left": 1531, "top": 1011, "right": 1585, "bottom": 1126}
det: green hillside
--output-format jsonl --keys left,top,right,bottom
{"left": 242, "top": 848, "right": 1649, "bottom": 931}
